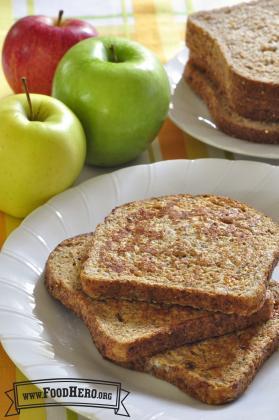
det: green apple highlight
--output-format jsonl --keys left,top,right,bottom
{"left": 0, "top": 93, "right": 86, "bottom": 218}
{"left": 52, "top": 36, "right": 171, "bottom": 167}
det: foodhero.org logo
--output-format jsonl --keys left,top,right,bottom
{"left": 5, "top": 378, "right": 130, "bottom": 417}
{"left": 42, "top": 384, "right": 113, "bottom": 400}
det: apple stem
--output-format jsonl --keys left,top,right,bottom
{"left": 21, "top": 77, "right": 34, "bottom": 121}
{"left": 57, "top": 10, "right": 64, "bottom": 26}
{"left": 109, "top": 44, "right": 118, "bottom": 63}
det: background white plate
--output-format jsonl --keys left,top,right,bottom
{"left": 0, "top": 159, "right": 279, "bottom": 420}
{"left": 165, "top": 49, "right": 279, "bottom": 160}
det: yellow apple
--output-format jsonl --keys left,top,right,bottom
{"left": 0, "top": 93, "right": 86, "bottom": 218}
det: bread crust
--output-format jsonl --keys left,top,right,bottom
{"left": 142, "top": 332, "right": 279, "bottom": 404}
{"left": 45, "top": 234, "right": 279, "bottom": 404}
{"left": 45, "top": 233, "right": 274, "bottom": 363}
{"left": 184, "top": 61, "right": 279, "bottom": 144}
{"left": 186, "top": 1, "right": 279, "bottom": 122}
{"left": 127, "top": 288, "right": 279, "bottom": 404}
{"left": 81, "top": 194, "right": 279, "bottom": 315}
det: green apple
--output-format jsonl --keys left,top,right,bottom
{"left": 0, "top": 92, "right": 86, "bottom": 218}
{"left": 52, "top": 36, "right": 171, "bottom": 167}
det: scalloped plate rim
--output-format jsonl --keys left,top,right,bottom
{"left": 1, "top": 158, "right": 279, "bottom": 420}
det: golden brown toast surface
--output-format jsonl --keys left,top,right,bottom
{"left": 45, "top": 233, "right": 274, "bottom": 363}
{"left": 81, "top": 194, "right": 279, "bottom": 315}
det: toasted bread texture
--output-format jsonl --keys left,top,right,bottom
{"left": 45, "top": 234, "right": 274, "bottom": 363}
{"left": 184, "top": 60, "right": 279, "bottom": 144}
{"left": 128, "top": 281, "right": 279, "bottom": 405}
{"left": 186, "top": 0, "right": 279, "bottom": 122}
{"left": 81, "top": 195, "right": 279, "bottom": 315}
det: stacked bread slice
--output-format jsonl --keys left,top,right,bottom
{"left": 45, "top": 194, "right": 279, "bottom": 405}
{"left": 184, "top": 0, "right": 279, "bottom": 143}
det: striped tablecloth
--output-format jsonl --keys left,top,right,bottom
{"left": 0, "top": 1, "right": 274, "bottom": 419}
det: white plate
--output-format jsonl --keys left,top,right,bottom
{"left": 0, "top": 159, "right": 279, "bottom": 420}
{"left": 165, "top": 49, "right": 279, "bottom": 160}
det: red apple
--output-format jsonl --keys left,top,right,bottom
{"left": 2, "top": 10, "right": 98, "bottom": 95}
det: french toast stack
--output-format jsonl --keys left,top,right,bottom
{"left": 45, "top": 194, "right": 279, "bottom": 404}
{"left": 184, "top": 0, "right": 279, "bottom": 143}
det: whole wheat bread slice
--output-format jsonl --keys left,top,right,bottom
{"left": 128, "top": 281, "right": 279, "bottom": 404}
{"left": 186, "top": 0, "right": 279, "bottom": 122}
{"left": 184, "top": 60, "right": 279, "bottom": 143}
{"left": 81, "top": 194, "right": 279, "bottom": 315}
{"left": 45, "top": 234, "right": 274, "bottom": 363}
